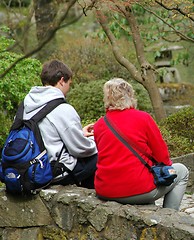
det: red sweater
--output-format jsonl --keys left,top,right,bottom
{"left": 94, "top": 109, "right": 172, "bottom": 198}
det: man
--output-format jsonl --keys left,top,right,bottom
{"left": 23, "top": 59, "right": 97, "bottom": 188}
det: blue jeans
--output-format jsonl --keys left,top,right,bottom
{"left": 97, "top": 163, "right": 189, "bottom": 210}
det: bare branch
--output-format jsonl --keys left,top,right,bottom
{"left": 96, "top": 9, "right": 142, "bottom": 82}
{"left": 0, "top": 0, "right": 85, "bottom": 78}
{"left": 60, "top": 0, "right": 97, "bottom": 28}
{"left": 116, "top": 4, "right": 148, "bottom": 66}
{"left": 139, "top": 3, "right": 194, "bottom": 43}
{"left": 0, "top": 28, "right": 56, "bottom": 79}
{"left": 155, "top": 0, "right": 194, "bottom": 22}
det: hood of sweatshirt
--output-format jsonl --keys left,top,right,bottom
{"left": 24, "top": 86, "right": 65, "bottom": 116}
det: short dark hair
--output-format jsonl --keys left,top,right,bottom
{"left": 40, "top": 59, "right": 73, "bottom": 86}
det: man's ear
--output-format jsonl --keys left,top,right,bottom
{"left": 58, "top": 77, "right": 64, "bottom": 86}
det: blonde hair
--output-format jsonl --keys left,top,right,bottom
{"left": 103, "top": 78, "right": 137, "bottom": 110}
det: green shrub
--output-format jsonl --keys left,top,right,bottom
{"left": 160, "top": 106, "right": 194, "bottom": 142}
{"left": 69, "top": 79, "right": 193, "bottom": 158}
{"left": 0, "top": 27, "right": 41, "bottom": 147}
{"left": 53, "top": 39, "right": 134, "bottom": 85}
{"left": 0, "top": 26, "right": 193, "bottom": 158}
{"left": 159, "top": 106, "right": 194, "bottom": 157}
{"left": 0, "top": 113, "right": 12, "bottom": 152}
{"left": 0, "top": 51, "right": 41, "bottom": 115}
{"left": 159, "top": 125, "right": 194, "bottom": 157}
{"left": 0, "top": 27, "right": 41, "bottom": 115}
{"left": 53, "top": 38, "right": 153, "bottom": 118}
{"left": 67, "top": 79, "right": 106, "bottom": 122}
{"left": 133, "top": 81, "right": 152, "bottom": 113}
{"left": 68, "top": 79, "right": 152, "bottom": 123}
{"left": 1, "top": 0, "right": 31, "bottom": 7}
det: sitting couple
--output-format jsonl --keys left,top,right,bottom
{"left": 20, "top": 59, "right": 189, "bottom": 210}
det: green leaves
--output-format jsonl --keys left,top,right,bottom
{"left": 159, "top": 106, "right": 194, "bottom": 157}
{"left": 67, "top": 80, "right": 106, "bottom": 121}
{"left": 0, "top": 51, "right": 41, "bottom": 113}
{"left": 0, "top": 27, "right": 15, "bottom": 51}
{"left": 0, "top": 30, "right": 41, "bottom": 147}
{"left": 67, "top": 79, "right": 152, "bottom": 123}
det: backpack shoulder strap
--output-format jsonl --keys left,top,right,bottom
{"left": 28, "top": 98, "right": 66, "bottom": 151}
{"left": 11, "top": 98, "right": 66, "bottom": 130}
{"left": 31, "top": 98, "right": 66, "bottom": 123}
{"left": 10, "top": 101, "right": 25, "bottom": 130}
{"left": 15, "top": 101, "right": 24, "bottom": 119}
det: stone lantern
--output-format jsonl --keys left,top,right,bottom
{"left": 154, "top": 45, "right": 183, "bottom": 83}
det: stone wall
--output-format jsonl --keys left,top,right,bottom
{"left": 0, "top": 184, "right": 193, "bottom": 240}
{"left": 0, "top": 153, "right": 193, "bottom": 240}
{"left": 158, "top": 83, "right": 193, "bottom": 102}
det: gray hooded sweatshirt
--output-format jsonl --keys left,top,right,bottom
{"left": 23, "top": 86, "right": 97, "bottom": 174}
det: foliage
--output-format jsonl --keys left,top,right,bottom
{"left": 68, "top": 78, "right": 194, "bottom": 158}
{"left": 1, "top": 0, "right": 31, "bottom": 7}
{"left": 133, "top": 82, "right": 152, "bottom": 113}
{"left": 95, "top": 1, "right": 194, "bottom": 71}
{"left": 55, "top": 37, "right": 151, "bottom": 113}
{"left": 134, "top": 1, "right": 194, "bottom": 44}
{"left": 0, "top": 12, "right": 193, "bottom": 157}
{"left": 67, "top": 79, "right": 106, "bottom": 122}
{"left": 0, "top": 27, "right": 15, "bottom": 50}
{"left": 0, "top": 114, "right": 12, "bottom": 152}
{"left": 160, "top": 106, "right": 194, "bottom": 141}
{"left": 160, "top": 126, "right": 194, "bottom": 158}
{"left": 0, "top": 51, "right": 41, "bottom": 115}
{"left": 159, "top": 106, "right": 194, "bottom": 157}
{"left": 52, "top": 38, "right": 135, "bottom": 84}
{"left": 0, "top": 27, "right": 41, "bottom": 113}
{"left": 97, "top": 1, "right": 194, "bottom": 43}
{"left": 0, "top": 28, "right": 41, "bottom": 147}
{"left": 67, "top": 79, "right": 152, "bottom": 122}
{"left": 55, "top": 34, "right": 152, "bottom": 119}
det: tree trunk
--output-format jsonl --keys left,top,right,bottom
{"left": 33, "top": 0, "right": 58, "bottom": 60}
{"left": 142, "top": 68, "right": 166, "bottom": 120}
{"left": 96, "top": 2, "right": 166, "bottom": 122}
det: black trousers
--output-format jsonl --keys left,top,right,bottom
{"left": 54, "top": 153, "right": 97, "bottom": 189}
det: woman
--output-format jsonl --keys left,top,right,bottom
{"left": 94, "top": 78, "right": 189, "bottom": 210}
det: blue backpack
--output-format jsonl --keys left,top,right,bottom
{"left": 0, "top": 98, "right": 66, "bottom": 195}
